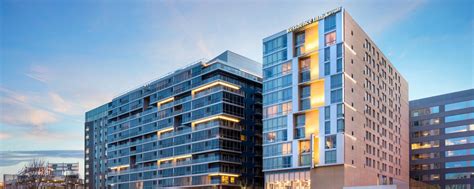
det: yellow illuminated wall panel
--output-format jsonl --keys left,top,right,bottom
{"left": 304, "top": 23, "right": 319, "bottom": 53}
{"left": 305, "top": 110, "right": 320, "bottom": 137}
{"left": 309, "top": 53, "right": 319, "bottom": 80}
{"left": 310, "top": 81, "right": 325, "bottom": 108}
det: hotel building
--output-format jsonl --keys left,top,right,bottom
{"left": 262, "top": 7, "right": 409, "bottom": 188}
{"left": 85, "top": 51, "right": 263, "bottom": 189}
{"left": 410, "top": 89, "right": 474, "bottom": 189}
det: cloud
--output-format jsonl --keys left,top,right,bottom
{"left": 0, "top": 132, "right": 11, "bottom": 140}
{"left": 0, "top": 97, "right": 57, "bottom": 130}
{"left": 48, "top": 92, "right": 73, "bottom": 114}
{"left": 24, "top": 65, "right": 51, "bottom": 84}
{"left": 0, "top": 150, "right": 83, "bottom": 167}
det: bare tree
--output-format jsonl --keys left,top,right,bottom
{"left": 17, "top": 159, "right": 51, "bottom": 189}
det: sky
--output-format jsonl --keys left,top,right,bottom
{"left": 0, "top": 0, "right": 473, "bottom": 176}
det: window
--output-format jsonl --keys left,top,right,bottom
{"left": 411, "top": 152, "right": 439, "bottom": 160}
{"left": 325, "top": 121, "right": 331, "bottom": 134}
{"left": 445, "top": 161, "right": 472, "bottom": 169}
{"left": 299, "top": 140, "right": 311, "bottom": 153}
{"left": 414, "top": 174, "right": 440, "bottom": 181}
{"left": 282, "top": 62, "right": 291, "bottom": 74}
{"left": 263, "top": 116, "right": 287, "bottom": 132}
{"left": 446, "top": 149, "right": 472, "bottom": 157}
{"left": 324, "top": 62, "right": 330, "bottom": 76}
{"left": 264, "top": 130, "right": 287, "bottom": 144}
{"left": 325, "top": 150, "right": 336, "bottom": 164}
{"left": 330, "top": 74, "right": 343, "bottom": 89}
{"left": 337, "top": 119, "right": 344, "bottom": 132}
{"left": 336, "top": 104, "right": 344, "bottom": 117}
{"left": 336, "top": 58, "right": 342, "bottom": 72}
{"left": 300, "top": 86, "right": 310, "bottom": 98}
{"left": 411, "top": 140, "right": 439, "bottom": 149}
{"left": 296, "top": 114, "right": 306, "bottom": 127}
{"left": 445, "top": 184, "right": 471, "bottom": 189}
{"left": 325, "top": 135, "right": 336, "bottom": 149}
{"left": 445, "top": 113, "right": 474, "bottom": 123}
{"left": 264, "top": 102, "right": 292, "bottom": 119}
{"left": 411, "top": 129, "right": 440, "bottom": 138}
{"left": 324, "top": 15, "right": 336, "bottom": 32}
{"left": 412, "top": 118, "right": 440, "bottom": 127}
{"left": 263, "top": 50, "right": 288, "bottom": 67}
{"left": 445, "top": 99, "right": 474, "bottom": 111}
{"left": 263, "top": 74, "right": 292, "bottom": 92}
{"left": 263, "top": 88, "right": 292, "bottom": 105}
{"left": 331, "top": 89, "right": 342, "bottom": 103}
{"left": 295, "top": 32, "right": 305, "bottom": 45}
{"left": 336, "top": 43, "right": 342, "bottom": 58}
{"left": 299, "top": 58, "right": 310, "bottom": 71}
{"left": 324, "top": 47, "right": 330, "bottom": 61}
{"left": 411, "top": 163, "right": 441, "bottom": 171}
{"left": 263, "top": 156, "right": 292, "bottom": 170}
{"left": 325, "top": 106, "right": 330, "bottom": 120}
{"left": 263, "top": 142, "right": 292, "bottom": 156}
{"left": 264, "top": 35, "right": 287, "bottom": 54}
{"left": 445, "top": 136, "right": 474, "bottom": 146}
{"left": 445, "top": 124, "right": 474, "bottom": 134}
{"left": 325, "top": 32, "right": 336, "bottom": 46}
{"left": 295, "top": 127, "right": 305, "bottom": 139}
{"left": 411, "top": 106, "right": 439, "bottom": 117}
{"left": 263, "top": 62, "right": 291, "bottom": 79}
{"left": 445, "top": 172, "right": 473, "bottom": 180}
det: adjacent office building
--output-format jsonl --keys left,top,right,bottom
{"left": 85, "top": 51, "right": 263, "bottom": 189}
{"left": 85, "top": 104, "right": 108, "bottom": 189}
{"left": 409, "top": 89, "right": 474, "bottom": 189}
{"left": 262, "top": 7, "right": 409, "bottom": 188}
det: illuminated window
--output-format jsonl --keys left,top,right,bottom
{"left": 325, "top": 32, "right": 336, "bottom": 46}
{"left": 412, "top": 118, "right": 440, "bottom": 127}
{"left": 325, "top": 135, "right": 336, "bottom": 149}
{"left": 299, "top": 140, "right": 311, "bottom": 153}
{"left": 411, "top": 152, "right": 439, "bottom": 160}
{"left": 411, "top": 140, "right": 439, "bottom": 149}
{"left": 411, "top": 129, "right": 440, "bottom": 138}
{"left": 299, "top": 58, "right": 310, "bottom": 71}
{"left": 282, "top": 62, "right": 292, "bottom": 75}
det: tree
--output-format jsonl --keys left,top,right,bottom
{"left": 17, "top": 159, "right": 51, "bottom": 189}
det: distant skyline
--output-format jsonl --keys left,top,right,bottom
{"left": 0, "top": 0, "right": 472, "bottom": 154}
{"left": 0, "top": 150, "right": 83, "bottom": 181}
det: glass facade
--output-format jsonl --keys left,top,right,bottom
{"left": 86, "top": 51, "right": 263, "bottom": 189}
{"left": 410, "top": 89, "right": 474, "bottom": 189}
